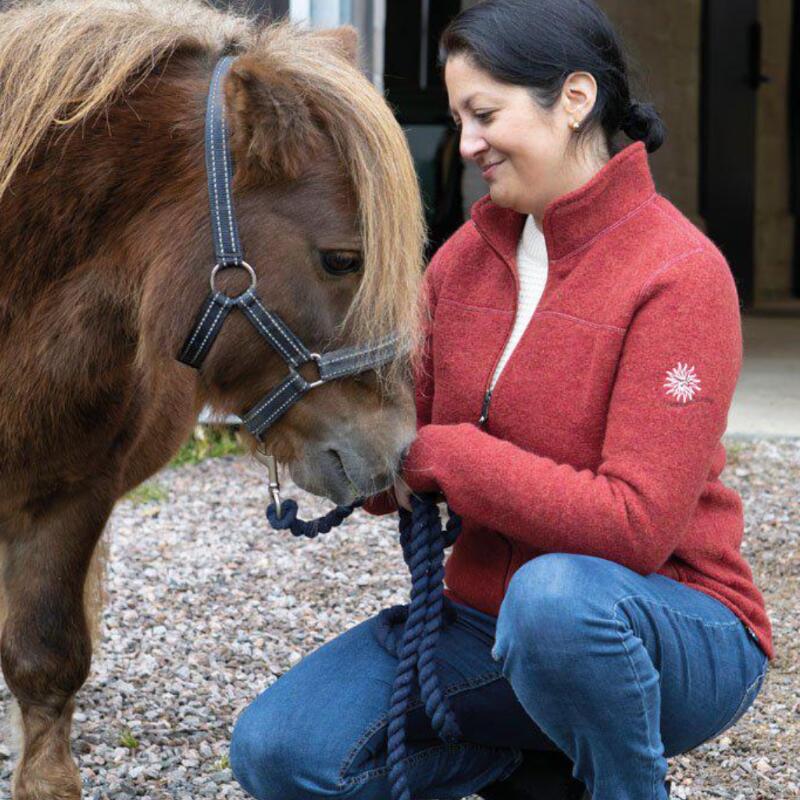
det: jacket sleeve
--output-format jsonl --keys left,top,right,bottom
{"left": 360, "top": 245, "right": 445, "bottom": 517}
{"left": 401, "top": 247, "right": 743, "bottom": 574}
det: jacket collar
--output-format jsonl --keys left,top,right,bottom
{"left": 470, "top": 141, "right": 656, "bottom": 266}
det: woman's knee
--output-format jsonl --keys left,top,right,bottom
{"left": 230, "top": 696, "right": 287, "bottom": 800}
{"left": 493, "top": 553, "right": 626, "bottom": 665}
{"left": 230, "top": 686, "right": 345, "bottom": 800}
{"left": 229, "top": 618, "right": 394, "bottom": 799}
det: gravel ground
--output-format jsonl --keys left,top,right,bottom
{"left": 1, "top": 436, "right": 797, "bottom": 799}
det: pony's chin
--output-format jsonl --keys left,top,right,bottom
{"left": 289, "top": 449, "right": 392, "bottom": 507}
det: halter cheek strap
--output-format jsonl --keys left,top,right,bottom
{"left": 177, "top": 56, "right": 401, "bottom": 439}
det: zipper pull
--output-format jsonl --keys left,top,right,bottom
{"left": 478, "top": 388, "right": 493, "bottom": 427}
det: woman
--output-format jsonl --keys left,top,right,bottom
{"left": 230, "top": 2, "right": 772, "bottom": 799}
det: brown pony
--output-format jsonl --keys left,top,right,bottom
{"left": 0, "top": 1, "right": 427, "bottom": 797}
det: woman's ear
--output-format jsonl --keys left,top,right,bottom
{"left": 225, "top": 54, "right": 325, "bottom": 183}
{"left": 313, "top": 25, "right": 360, "bottom": 66}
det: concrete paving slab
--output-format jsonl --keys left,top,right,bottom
{"left": 728, "top": 315, "right": 800, "bottom": 438}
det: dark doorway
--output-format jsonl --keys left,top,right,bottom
{"left": 700, "top": 0, "right": 765, "bottom": 309}
{"left": 384, "top": 0, "right": 464, "bottom": 257}
{"left": 790, "top": 0, "right": 800, "bottom": 296}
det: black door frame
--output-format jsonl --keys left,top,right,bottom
{"left": 699, "top": 0, "right": 762, "bottom": 309}
{"left": 791, "top": 0, "right": 800, "bottom": 296}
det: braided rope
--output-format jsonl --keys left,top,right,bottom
{"left": 266, "top": 497, "right": 364, "bottom": 537}
{"left": 266, "top": 490, "right": 462, "bottom": 800}
{"left": 386, "top": 494, "right": 464, "bottom": 800}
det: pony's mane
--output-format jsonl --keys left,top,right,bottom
{"left": 0, "top": 0, "right": 426, "bottom": 376}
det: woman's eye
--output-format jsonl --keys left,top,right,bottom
{"left": 321, "top": 252, "right": 362, "bottom": 275}
{"left": 475, "top": 112, "right": 494, "bottom": 124}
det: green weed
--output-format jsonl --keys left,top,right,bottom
{"left": 170, "top": 425, "right": 245, "bottom": 467}
{"left": 119, "top": 729, "right": 139, "bottom": 750}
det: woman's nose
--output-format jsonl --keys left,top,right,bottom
{"left": 459, "top": 128, "right": 488, "bottom": 161}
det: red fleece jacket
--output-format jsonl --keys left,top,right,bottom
{"left": 364, "top": 141, "right": 772, "bottom": 660}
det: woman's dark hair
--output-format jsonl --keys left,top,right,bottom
{"left": 439, "top": 0, "right": 666, "bottom": 154}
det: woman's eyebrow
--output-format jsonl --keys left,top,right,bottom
{"left": 450, "top": 92, "right": 501, "bottom": 116}
{"left": 451, "top": 92, "right": 479, "bottom": 113}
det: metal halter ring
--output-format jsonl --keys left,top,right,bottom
{"left": 210, "top": 261, "right": 257, "bottom": 295}
{"left": 306, "top": 353, "right": 325, "bottom": 389}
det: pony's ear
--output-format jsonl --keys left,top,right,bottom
{"left": 226, "top": 55, "right": 324, "bottom": 182}
{"left": 314, "top": 25, "right": 360, "bottom": 66}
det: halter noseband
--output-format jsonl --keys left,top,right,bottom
{"left": 177, "top": 56, "right": 401, "bottom": 439}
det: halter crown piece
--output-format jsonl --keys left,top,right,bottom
{"left": 178, "top": 57, "right": 464, "bottom": 800}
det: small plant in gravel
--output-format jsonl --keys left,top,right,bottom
{"left": 170, "top": 425, "right": 245, "bottom": 467}
{"left": 119, "top": 729, "right": 139, "bottom": 750}
{"left": 214, "top": 754, "right": 231, "bottom": 771}
{"left": 124, "top": 481, "right": 169, "bottom": 505}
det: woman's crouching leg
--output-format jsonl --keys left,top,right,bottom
{"left": 230, "top": 603, "right": 527, "bottom": 800}
{"left": 229, "top": 616, "right": 398, "bottom": 800}
{"left": 490, "top": 552, "right": 765, "bottom": 800}
{"left": 490, "top": 553, "right": 670, "bottom": 800}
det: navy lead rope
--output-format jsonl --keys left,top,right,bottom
{"left": 267, "top": 492, "right": 462, "bottom": 800}
{"left": 266, "top": 496, "right": 365, "bottom": 538}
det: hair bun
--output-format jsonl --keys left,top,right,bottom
{"left": 622, "top": 100, "right": 666, "bottom": 153}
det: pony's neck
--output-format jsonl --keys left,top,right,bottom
{"left": 0, "top": 53, "right": 209, "bottom": 306}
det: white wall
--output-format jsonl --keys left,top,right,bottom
{"left": 290, "top": 0, "right": 384, "bottom": 90}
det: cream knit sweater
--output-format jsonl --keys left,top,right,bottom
{"left": 488, "top": 215, "right": 549, "bottom": 392}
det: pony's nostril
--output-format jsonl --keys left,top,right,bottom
{"left": 328, "top": 449, "right": 349, "bottom": 482}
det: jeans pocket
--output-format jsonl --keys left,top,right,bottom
{"left": 710, "top": 656, "right": 768, "bottom": 739}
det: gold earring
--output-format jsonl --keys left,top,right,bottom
{"left": 571, "top": 119, "right": 581, "bottom": 131}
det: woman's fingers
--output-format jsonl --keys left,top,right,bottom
{"left": 393, "top": 476, "right": 413, "bottom": 511}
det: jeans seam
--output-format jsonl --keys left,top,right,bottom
{"left": 612, "top": 593, "right": 744, "bottom": 629}
{"left": 609, "top": 592, "right": 763, "bottom": 795}
{"left": 611, "top": 604, "right": 660, "bottom": 800}
{"left": 710, "top": 656, "right": 769, "bottom": 738}
{"left": 337, "top": 669, "right": 504, "bottom": 785}
{"left": 340, "top": 740, "right": 518, "bottom": 789}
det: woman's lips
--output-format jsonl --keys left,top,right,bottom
{"left": 481, "top": 160, "right": 504, "bottom": 179}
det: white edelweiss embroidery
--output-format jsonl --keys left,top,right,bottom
{"left": 664, "top": 362, "right": 701, "bottom": 403}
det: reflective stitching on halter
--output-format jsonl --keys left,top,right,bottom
{"left": 258, "top": 388, "right": 305, "bottom": 431}
{"left": 219, "top": 66, "right": 238, "bottom": 259}
{"left": 209, "top": 63, "right": 225, "bottom": 259}
{"left": 244, "top": 376, "right": 299, "bottom": 421}
{"left": 321, "top": 337, "right": 398, "bottom": 365}
{"left": 245, "top": 302, "right": 296, "bottom": 363}
{"left": 184, "top": 294, "right": 223, "bottom": 361}
{"left": 252, "top": 295, "right": 307, "bottom": 362}
{"left": 195, "top": 297, "right": 227, "bottom": 362}
{"left": 253, "top": 295, "right": 307, "bottom": 360}
{"left": 320, "top": 345, "right": 396, "bottom": 378}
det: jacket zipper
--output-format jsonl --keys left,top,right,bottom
{"left": 477, "top": 388, "right": 494, "bottom": 427}
{"left": 476, "top": 256, "right": 519, "bottom": 430}
{"left": 471, "top": 216, "right": 524, "bottom": 431}
{"left": 471, "top": 222, "right": 522, "bottom": 591}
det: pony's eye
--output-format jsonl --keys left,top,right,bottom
{"left": 321, "top": 251, "right": 362, "bottom": 275}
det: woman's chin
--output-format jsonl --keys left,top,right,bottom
{"left": 488, "top": 183, "right": 519, "bottom": 211}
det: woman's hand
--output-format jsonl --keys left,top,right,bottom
{"left": 393, "top": 475, "right": 445, "bottom": 511}
{"left": 393, "top": 475, "right": 413, "bottom": 512}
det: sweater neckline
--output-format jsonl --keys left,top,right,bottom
{"left": 471, "top": 141, "right": 656, "bottom": 266}
{"left": 519, "top": 215, "right": 547, "bottom": 264}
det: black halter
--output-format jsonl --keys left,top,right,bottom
{"left": 177, "top": 56, "right": 402, "bottom": 439}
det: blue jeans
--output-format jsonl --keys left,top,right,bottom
{"left": 230, "top": 554, "right": 768, "bottom": 800}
